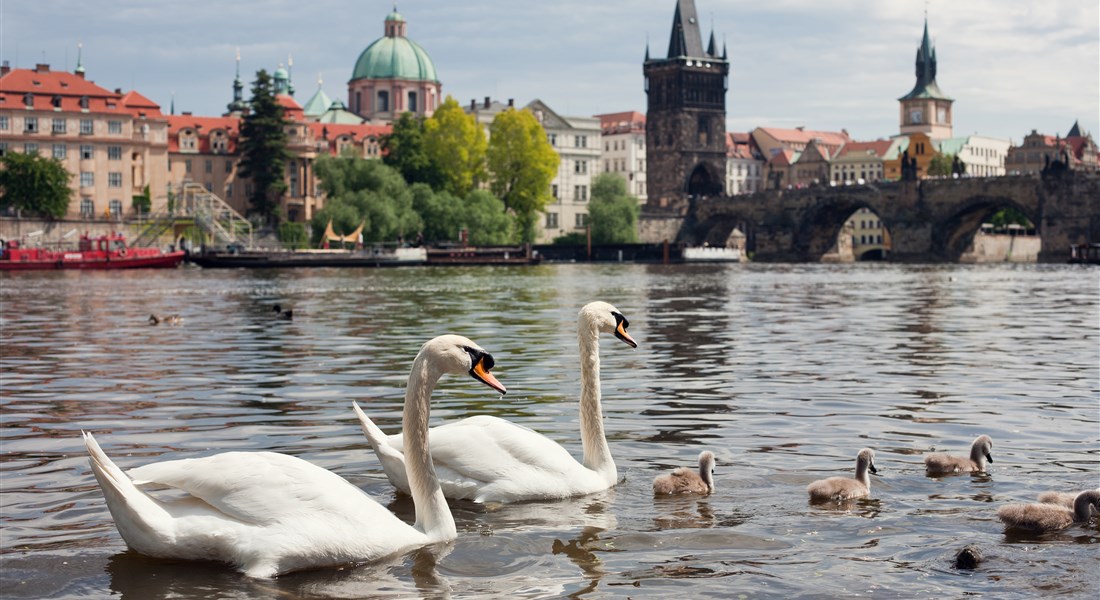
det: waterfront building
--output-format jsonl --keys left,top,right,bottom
{"left": 829, "top": 140, "right": 892, "bottom": 185}
{"left": 898, "top": 18, "right": 953, "bottom": 142}
{"left": 0, "top": 61, "right": 170, "bottom": 220}
{"left": 725, "top": 132, "right": 763, "bottom": 195}
{"left": 527, "top": 99, "right": 601, "bottom": 243}
{"left": 844, "top": 207, "right": 891, "bottom": 260}
{"left": 348, "top": 8, "right": 441, "bottom": 123}
{"left": 1005, "top": 121, "right": 1099, "bottom": 175}
{"left": 752, "top": 126, "right": 850, "bottom": 189}
{"left": 643, "top": 0, "right": 729, "bottom": 213}
{"left": 596, "top": 111, "right": 647, "bottom": 201}
{"left": 937, "top": 135, "right": 1010, "bottom": 177}
{"left": 883, "top": 132, "right": 936, "bottom": 180}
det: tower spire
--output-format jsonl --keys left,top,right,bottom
{"left": 75, "top": 42, "right": 85, "bottom": 75}
{"left": 228, "top": 48, "right": 246, "bottom": 115}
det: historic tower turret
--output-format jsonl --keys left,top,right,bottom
{"left": 898, "top": 17, "right": 953, "bottom": 141}
{"left": 643, "top": 0, "right": 729, "bottom": 217}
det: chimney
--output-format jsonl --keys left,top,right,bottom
{"left": 35, "top": 63, "right": 50, "bottom": 73}
{"left": 470, "top": 98, "right": 476, "bottom": 111}
{"left": 484, "top": 96, "right": 490, "bottom": 109}
{"left": 508, "top": 98, "right": 514, "bottom": 107}
{"left": 115, "top": 88, "right": 122, "bottom": 94}
{"left": 1, "top": 60, "right": 9, "bottom": 76}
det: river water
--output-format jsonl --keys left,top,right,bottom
{"left": 1, "top": 263, "right": 1097, "bottom": 599}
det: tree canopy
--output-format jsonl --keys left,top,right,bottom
{"left": 587, "top": 173, "right": 639, "bottom": 243}
{"left": 0, "top": 152, "right": 72, "bottom": 219}
{"left": 381, "top": 112, "right": 443, "bottom": 189}
{"left": 311, "top": 155, "right": 422, "bottom": 244}
{"left": 238, "top": 69, "right": 289, "bottom": 223}
{"left": 422, "top": 96, "right": 487, "bottom": 198}
{"left": 487, "top": 108, "right": 560, "bottom": 243}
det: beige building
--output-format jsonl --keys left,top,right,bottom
{"left": 595, "top": 111, "right": 647, "bottom": 201}
{"left": 725, "top": 132, "right": 763, "bottom": 195}
{"left": 1005, "top": 121, "right": 1100, "bottom": 175}
{"left": 830, "top": 140, "right": 893, "bottom": 185}
{"left": 752, "top": 126, "right": 850, "bottom": 189}
{"left": 526, "top": 100, "right": 600, "bottom": 243}
{"left": 937, "top": 136, "right": 1010, "bottom": 177}
{"left": 0, "top": 62, "right": 170, "bottom": 220}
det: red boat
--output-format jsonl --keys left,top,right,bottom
{"left": 0, "top": 232, "right": 185, "bottom": 271}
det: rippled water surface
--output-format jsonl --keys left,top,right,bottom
{"left": 1, "top": 263, "right": 1098, "bottom": 599}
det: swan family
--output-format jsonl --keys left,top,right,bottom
{"left": 84, "top": 301, "right": 1096, "bottom": 578}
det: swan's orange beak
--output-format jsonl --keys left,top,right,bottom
{"left": 471, "top": 356, "right": 507, "bottom": 394}
{"left": 615, "top": 320, "right": 637, "bottom": 348}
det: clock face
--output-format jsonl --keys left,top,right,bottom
{"left": 937, "top": 107, "right": 947, "bottom": 123}
{"left": 910, "top": 109, "right": 922, "bottom": 124}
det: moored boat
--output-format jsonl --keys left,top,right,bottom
{"left": 0, "top": 232, "right": 185, "bottom": 271}
{"left": 425, "top": 244, "right": 541, "bottom": 266}
{"left": 187, "top": 246, "right": 427, "bottom": 269}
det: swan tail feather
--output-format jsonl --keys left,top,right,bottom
{"left": 83, "top": 432, "right": 174, "bottom": 548}
{"left": 352, "top": 402, "right": 412, "bottom": 494}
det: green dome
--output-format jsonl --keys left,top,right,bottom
{"left": 385, "top": 10, "right": 403, "bottom": 22}
{"left": 351, "top": 36, "right": 438, "bottom": 82}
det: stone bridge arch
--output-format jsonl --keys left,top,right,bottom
{"left": 934, "top": 193, "right": 1040, "bottom": 260}
{"left": 795, "top": 193, "right": 895, "bottom": 260}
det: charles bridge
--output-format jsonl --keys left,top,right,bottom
{"left": 640, "top": 171, "right": 1100, "bottom": 262}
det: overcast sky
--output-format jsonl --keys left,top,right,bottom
{"left": 4, "top": 0, "right": 1097, "bottom": 144}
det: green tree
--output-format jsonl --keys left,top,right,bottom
{"left": 588, "top": 173, "right": 639, "bottom": 243}
{"left": 410, "top": 184, "right": 462, "bottom": 243}
{"left": 487, "top": 108, "right": 560, "bottom": 243}
{"left": 989, "top": 207, "right": 1034, "bottom": 228}
{"left": 238, "top": 69, "right": 289, "bottom": 223}
{"left": 423, "top": 96, "right": 487, "bottom": 198}
{"left": 277, "top": 222, "right": 309, "bottom": 249}
{"left": 382, "top": 113, "right": 443, "bottom": 188}
{"left": 132, "top": 184, "right": 151, "bottom": 215}
{"left": 927, "top": 152, "right": 953, "bottom": 177}
{"left": 0, "top": 152, "right": 72, "bottom": 219}
{"left": 463, "top": 190, "right": 515, "bottom": 245}
{"left": 311, "top": 155, "right": 422, "bottom": 243}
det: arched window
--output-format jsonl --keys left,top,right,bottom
{"left": 408, "top": 91, "right": 418, "bottom": 112}
{"left": 377, "top": 91, "right": 389, "bottom": 113}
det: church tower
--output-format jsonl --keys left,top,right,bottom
{"left": 898, "top": 17, "right": 953, "bottom": 141}
{"left": 643, "top": 0, "right": 729, "bottom": 214}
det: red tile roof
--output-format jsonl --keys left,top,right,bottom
{"left": 595, "top": 111, "right": 645, "bottom": 134}
{"left": 836, "top": 140, "right": 893, "bottom": 159}
{"left": 0, "top": 64, "right": 125, "bottom": 113}
{"left": 757, "top": 126, "right": 850, "bottom": 149}
{"left": 276, "top": 94, "right": 305, "bottom": 121}
{"left": 167, "top": 114, "right": 240, "bottom": 153}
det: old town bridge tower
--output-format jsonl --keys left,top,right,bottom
{"left": 643, "top": 0, "right": 728, "bottom": 216}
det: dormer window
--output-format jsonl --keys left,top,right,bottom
{"left": 211, "top": 131, "right": 227, "bottom": 153}
{"left": 24, "top": 93, "right": 34, "bottom": 107}
{"left": 79, "top": 96, "right": 90, "bottom": 110}
{"left": 51, "top": 96, "right": 62, "bottom": 109}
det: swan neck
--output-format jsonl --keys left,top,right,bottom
{"left": 1073, "top": 492, "right": 1099, "bottom": 521}
{"left": 404, "top": 353, "right": 455, "bottom": 539}
{"left": 855, "top": 458, "right": 871, "bottom": 488}
{"left": 579, "top": 324, "right": 615, "bottom": 480}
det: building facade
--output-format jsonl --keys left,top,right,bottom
{"left": 753, "top": 126, "right": 850, "bottom": 189}
{"left": 937, "top": 135, "right": 1010, "bottom": 177}
{"left": 725, "top": 132, "right": 763, "bottom": 195}
{"left": 643, "top": 0, "right": 729, "bottom": 213}
{"left": 526, "top": 99, "right": 600, "bottom": 242}
{"left": 0, "top": 62, "right": 170, "bottom": 220}
{"left": 829, "top": 140, "right": 893, "bottom": 185}
{"left": 1005, "top": 121, "right": 1100, "bottom": 175}
{"left": 898, "top": 18, "right": 953, "bottom": 141}
{"left": 348, "top": 9, "right": 441, "bottom": 123}
{"left": 596, "top": 111, "right": 647, "bottom": 201}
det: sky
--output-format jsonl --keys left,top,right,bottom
{"left": 3, "top": 0, "right": 1097, "bottom": 144}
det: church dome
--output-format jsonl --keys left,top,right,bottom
{"left": 350, "top": 11, "right": 438, "bottom": 83}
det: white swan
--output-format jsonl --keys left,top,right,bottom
{"left": 653, "top": 451, "right": 716, "bottom": 495}
{"left": 998, "top": 490, "right": 1100, "bottom": 533}
{"left": 924, "top": 434, "right": 993, "bottom": 475}
{"left": 355, "top": 301, "right": 637, "bottom": 503}
{"left": 807, "top": 448, "right": 878, "bottom": 502}
{"left": 84, "top": 334, "right": 506, "bottom": 578}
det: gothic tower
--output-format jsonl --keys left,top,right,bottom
{"left": 643, "top": 0, "right": 729, "bottom": 215}
{"left": 898, "top": 17, "right": 953, "bottom": 141}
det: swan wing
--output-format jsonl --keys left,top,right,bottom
{"left": 127, "top": 451, "right": 392, "bottom": 526}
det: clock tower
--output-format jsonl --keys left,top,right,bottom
{"left": 899, "top": 18, "right": 953, "bottom": 141}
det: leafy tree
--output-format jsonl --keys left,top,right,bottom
{"left": 989, "top": 207, "right": 1034, "bottom": 228}
{"left": 0, "top": 152, "right": 72, "bottom": 219}
{"left": 410, "top": 184, "right": 463, "bottom": 243}
{"left": 311, "top": 155, "right": 422, "bottom": 243}
{"left": 927, "top": 152, "right": 953, "bottom": 177}
{"left": 588, "top": 173, "right": 639, "bottom": 243}
{"left": 277, "top": 222, "right": 309, "bottom": 249}
{"left": 487, "top": 108, "right": 560, "bottom": 243}
{"left": 423, "top": 96, "right": 487, "bottom": 198}
{"left": 463, "top": 190, "right": 515, "bottom": 245}
{"left": 552, "top": 231, "right": 587, "bottom": 245}
{"left": 238, "top": 69, "right": 289, "bottom": 223}
{"left": 132, "top": 184, "right": 151, "bottom": 215}
{"left": 382, "top": 113, "right": 443, "bottom": 188}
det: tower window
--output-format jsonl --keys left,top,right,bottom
{"left": 377, "top": 91, "right": 389, "bottom": 113}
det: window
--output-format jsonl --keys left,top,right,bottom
{"left": 408, "top": 91, "right": 417, "bottom": 112}
{"left": 24, "top": 93, "right": 34, "bottom": 107}
{"left": 547, "top": 133, "right": 557, "bottom": 146}
{"left": 226, "top": 183, "right": 233, "bottom": 198}
{"left": 109, "top": 199, "right": 122, "bottom": 217}
{"left": 108, "top": 172, "right": 122, "bottom": 188}
{"left": 205, "top": 160, "right": 212, "bottom": 173}
{"left": 80, "top": 172, "right": 94, "bottom": 187}
{"left": 80, "top": 198, "right": 95, "bottom": 218}
{"left": 212, "top": 134, "right": 227, "bottom": 153}
{"left": 377, "top": 90, "right": 390, "bottom": 112}
{"left": 185, "top": 159, "right": 192, "bottom": 173}
{"left": 545, "top": 212, "right": 559, "bottom": 229}
{"left": 574, "top": 160, "right": 588, "bottom": 174}
{"left": 180, "top": 134, "right": 196, "bottom": 151}
{"left": 551, "top": 184, "right": 558, "bottom": 199}
{"left": 107, "top": 146, "right": 122, "bottom": 160}
{"left": 574, "top": 185, "right": 588, "bottom": 202}
{"left": 24, "top": 143, "right": 39, "bottom": 155}
{"left": 53, "top": 144, "right": 67, "bottom": 159}
{"left": 575, "top": 213, "right": 588, "bottom": 227}
{"left": 81, "top": 145, "right": 93, "bottom": 159}
{"left": 108, "top": 121, "right": 123, "bottom": 134}
{"left": 0, "top": 142, "right": 7, "bottom": 157}
{"left": 80, "top": 119, "right": 93, "bottom": 134}
{"left": 52, "top": 118, "right": 67, "bottom": 134}
{"left": 24, "top": 117, "right": 39, "bottom": 133}
{"left": 225, "top": 159, "right": 233, "bottom": 173}
{"left": 575, "top": 135, "right": 587, "bottom": 148}
{"left": 79, "top": 96, "right": 89, "bottom": 110}
{"left": 0, "top": 116, "right": 8, "bottom": 130}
